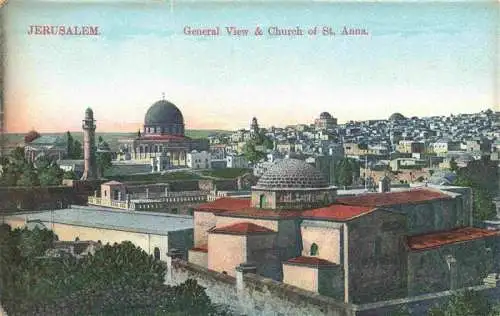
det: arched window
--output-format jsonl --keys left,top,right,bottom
{"left": 75, "top": 237, "right": 80, "bottom": 242}
{"left": 154, "top": 247, "right": 161, "bottom": 260}
{"left": 310, "top": 243, "right": 319, "bottom": 256}
{"left": 259, "top": 194, "right": 266, "bottom": 208}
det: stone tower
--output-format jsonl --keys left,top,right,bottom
{"left": 81, "top": 107, "right": 97, "bottom": 180}
{"left": 250, "top": 117, "right": 259, "bottom": 136}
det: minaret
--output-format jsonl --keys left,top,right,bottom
{"left": 250, "top": 117, "right": 259, "bottom": 137}
{"left": 81, "top": 107, "right": 97, "bottom": 180}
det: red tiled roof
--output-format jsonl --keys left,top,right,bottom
{"left": 196, "top": 198, "right": 251, "bottom": 213}
{"left": 137, "top": 135, "right": 190, "bottom": 141}
{"left": 407, "top": 227, "right": 500, "bottom": 251}
{"left": 209, "top": 222, "right": 276, "bottom": 235}
{"left": 219, "top": 208, "right": 303, "bottom": 219}
{"left": 302, "top": 205, "right": 375, "bottom": 221}
{"left": 336, "top": 189, "right": 450, "bottom": 207}
{"left": 190, "top": 244, "right": 208, "bottom": 253}
{"left": 284, "top": 256, "right": 337, "bottom": 266}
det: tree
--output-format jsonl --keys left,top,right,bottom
{"left": 96, "top": 151, "right": 113, "bottom": 177}
{"left": 66, "top": 131, "right": 74, "bottom": 156}
{"left": 459, "top": 157, "right": 498, "bottom": 196}
{"left": 242, "top": 142, "right": 266, "bottom": 165}
{"left": 66, "top": 132, "right": 83, "bottom": 159}
{"left": 24, "top": 130, "right": 41, "bottom": 143}
{"left": 16, "top": 161, "right": 39, "bottom": 187}
{"left": 449, "top": 158, "right": 458, "bottom": 173}
{"left": 454, "top": 171, "right": 496, "bottom": 223}
{"left": 335, "top": 158, "right": 361, "bottom": 187}
{"left": 428, "top": 289, "right": 494, "bottom": 316}
{"left": 63, "top": 170, "right": 78, "bottom": 180}
{"left": 0, "top": 229, "right": 229, "bottom": 316}
{"left": 0, "top": 147, "right": 30, "bottom": 186}
{"left": 16, "top": 226, "right": 57, "bottom": 258}
{"left": 37, "top": 161, "right": 64, "bottom": 186}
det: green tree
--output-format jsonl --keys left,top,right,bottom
{"left": 449, "top": 158, "right": 459, "bottom": 172}
{"left": 24, "top": 130, "right": 41, "bottom": 143}
{"left": 36, "top": 157, "right": 64, "bottom": 186}
{"left": 96, "top": 151, "right": 113, "bottom": 177}
{"left": 0, "top": 229, "right": 228, "bottom": 316}
{"left": 454, "top": 173, "right": 496, "bottom": 223}
{"left": 16, "top": 226, "right": 57, "bottom": 258}
{"left": 428, "top": 289, "right": 494, "bottom": 316}
{"left": 66, "top": 131, "right": 74, "bottom": 156}
{"left": 17, "top": 161, "right": 39, "bottom": 187}
{"left": 63, "top": 170, "right": 78, "bottom": 180}
{"left": 335, "top": 158, "right": 361, "bottom": 187}
{"left": 460, "top": 157, "right": 499, "bottom": 196}
{"left": 66, "top": 131, "right": 83, "bottom": 159}
{"left": 242, "top": 142, "right": 266, "bottom": 165}
{"left": 0, "top": 147, "right": 28, "bottom": 186}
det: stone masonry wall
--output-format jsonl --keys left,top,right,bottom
{"left": 166, "top": 259, "right": 356, "bottom": 316}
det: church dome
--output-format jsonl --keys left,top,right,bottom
{"left": 319, "top": 112, "right": 332, "bottom": 119}
{"left": 389, "top": 112, "right": 406, "bottom": 121}
{"left": 256, "top": 158, "right": 328, "bottom": 189}
{"left": 144, "top": 100, "right": 184, "bottom": 126}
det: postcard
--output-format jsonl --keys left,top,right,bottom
{"left": 0, "top": 1, "right": 499, "bottom": 315}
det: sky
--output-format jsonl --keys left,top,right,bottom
{"left": 2, "top": 1, "right": 499, "bottom": 133}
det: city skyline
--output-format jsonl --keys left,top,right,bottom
{"left": 3, "top": 1, "right": 499, "bottom": 133}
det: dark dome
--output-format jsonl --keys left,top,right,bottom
{"left": 144, "top": 100, "right": 184, "bottom": 125}
{"left": 85, "top": 107, "right": 94, "bottom": 119}
{"left": 319, "top": 112, "right": 332, "bottom": 119}
{"left": 256, "top": 158, "right": 329, "bottom": 189}
{"left": 389, "top": 112, "right": 406, "bottom": 121}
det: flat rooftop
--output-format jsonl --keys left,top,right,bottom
{"left": 7, "top": 206, "right": 193, "bottom": 236}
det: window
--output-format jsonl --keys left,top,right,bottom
{"left": 154, "top": 247, "right": 160, "bottom": 260}
{"left": 310, "top": 243, "right": 319, "bottom": 256}
{"left": 259, "top": 194, "right": 266, "bottom": 208}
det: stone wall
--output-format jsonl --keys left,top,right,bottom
{"left": 165, "top": 259, "right": 240, "bottom": 314}
{"left": 348, "top": 209, "right": 408, "bottom": 304}
{"left": 198, "top": 179, "right": 238, "bottom": 191}
{"left": 355, "top": 284, "right": 500, "bottom": 316}
{"left": 165, "top": 258, "right": 356, "bottom": 316}
{"left": 407, "top": 238, "right": 494, "bottom": 296}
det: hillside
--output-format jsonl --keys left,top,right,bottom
{"left": 1, "top": 130, "right": 231, "bottom": 150}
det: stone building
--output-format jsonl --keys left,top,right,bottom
{"left": 188, "top": 158, "right": 500, "bottom": 305}
{"left": 118, "top": 96, "right": 208, "bottom": 167}
{"left": 315, "top": 112, "right": 338, "bottom": 130}
{"left": 6, "top": 206, "right": 193, "bottom": 261}
{"left": 24, "top": 135, "right": 68, "bottom": 162}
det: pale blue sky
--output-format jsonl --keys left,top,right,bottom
{"left": 3, "top": 1, "right": 499, "bottom": 132}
